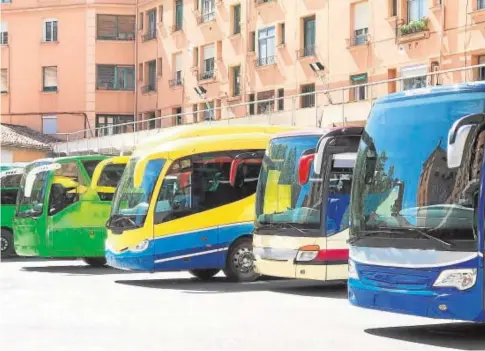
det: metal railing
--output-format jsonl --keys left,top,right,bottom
{"left": 297, "top": 45, "right": 316, "bottom": 58}
{"left": 141, "top": 83, "right": 156, "bottom": 93}
{"left": 171, "top": 23, "right": 183, "bottom": 33}
{"left": 198, "top": 70, "right": 215, "bottom": 81}
{"left": 49, "top": 63, "right": 485, "bottom": 155}
{"left": 198, "top": 11, "right": 216, "bottom": 24}
{"left": 348, "top": 33, "right": 369, "bottom": 47}
{"left": 255, "top": 0, "right": 276, "bottom": 6}
{"left": 169, "top": 76, "right": 183, "bottom": 87}
{"left": 256, "top": 55, "right": 276, "bottom": 67}
{"left": 142, "top": 29, "right": 157, "bottom": 42}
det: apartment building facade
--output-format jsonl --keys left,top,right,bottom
{"left": 2, "top": 0, "right": 485, "bottom": 138}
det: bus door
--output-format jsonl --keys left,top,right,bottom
{"left": 46, "top": 161, "right": 89, "bottom": 255}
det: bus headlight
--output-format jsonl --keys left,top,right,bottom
{"left": 348, "top": 260, "right": 359, "bottom": 279}
{"left": 295, "top": 245, "right": 320, "bottom": 262}
{"left": 433, "top": 269, "right": 477, "bottom": 291}
{"left": 130, "top": 239, "right": 149, "bottom": 253}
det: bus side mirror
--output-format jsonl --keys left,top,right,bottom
{"left": 447, "top": 113, "right": 485, "bottom": 169}
{"left": 229, "top": 158, "right": 243, "bottom": 187}
{"left": 298, "top": 153, "right": 315, "bottom": 186}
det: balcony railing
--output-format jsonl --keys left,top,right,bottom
{"left": 198, "top": 11, "right": 216, "bottom": 24}
{"left": 255, "top": 0, "right": 276, "bottom": 6}
{"left": 256, "top": 55, "right": 276, "bottom": 67}
{"left": 348, "top": 33, "right": 369, "bottom": 47}
{"left": 169, "top": 77, "right": 183, "bottom": 88}
{"left": 297, "top": 45, "right": 316, "bottom": 58}
{"left": 198, "top": 70, "right": 216, "bottom": 81}
{"left": 141, "top": 83, "right": 156, "bottom": 93}
{"left": 399, "top": 18, "right": 429, "bottom": 36}
{"left": 171, "top": 23, "right": 183, "bottom": 33}
{"left": 142, "top": 29, "right": 157, "bottom": 42}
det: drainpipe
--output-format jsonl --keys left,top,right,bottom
{"left": 134, "top": 0, "right": 139, "bottom": 143}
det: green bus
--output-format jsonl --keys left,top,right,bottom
{"left": 13, "top": 155, "right": 128, "bottom": 266}
{"left": 1, "top": 163, "right": 26, "bottom": 257}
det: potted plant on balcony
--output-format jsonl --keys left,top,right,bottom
{"left": 399, "top": 17, "right": 428, "bottom": 36}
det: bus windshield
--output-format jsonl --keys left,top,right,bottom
{"left": 350, "top": 91, "right": 485, "bottom": 251}
{"left": 110, "top": 157, "right": 166, "bottom": 227}
{"left": 255, "top": 135, "right": 322, "bottom": 229}
{"left": 16, "top": 161, "right": 52, "bottom": 217}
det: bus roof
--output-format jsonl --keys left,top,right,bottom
{"left": 133, "top": 124, "right": 299, "bottom": 155}
{"left": 375, "top": 82, "right": 485, "bottom": 105}
{"left": 269, "top": 128, "right": 326, "bottom": 140}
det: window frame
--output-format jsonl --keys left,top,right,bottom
{"left": 300, "top": 83, "right": 316, "bottom": 108}
{"left": 1, "top": 68, "right": 7, "bottom": 93}
{"left": 42, "top": 66, "right": 58, "bottom": 92}
{"left": 42, "top": 115, "right": 57, "bottom": 135}
{"left": 43, "top": 18, "right": 58, "bottom": 42}
{"left": 96, "top": 14, "right": 135, "bottom": 41}
{"left": 96, "top": 64, "right": 135, "bottom": 91}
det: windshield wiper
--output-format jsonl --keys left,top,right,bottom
{"left": 106, "top": 214, "right": 140, "bottom": 229}
{"left": 257, "top": 221, "right": 309, "bottom": 233}
{"left": 348, "top": 227, "right": 452, "bottom": 248}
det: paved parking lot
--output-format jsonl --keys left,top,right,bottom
{"left": 1, "top": 258, "right": 484, "bottom": 350}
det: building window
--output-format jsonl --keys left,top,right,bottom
{"left": 158, "top": 5, "right": 164, "bottom": 22}
{"left": 143, "top": 9, "right": 157, "bottom": 41}
{"left": 300, "top": 83, "right": 315, "bottom": 108}
{"left": 175, "top": 0, "right": 183, "bottom": 31}
{"left": 1, "top": 69, "right": 7, "bottom": 93}
{"left": 257, "top": 26, "right": 276, "bottom": 66}
{"left": 478, "top": 55, "right": 485, "bottom": 81}
{"left": 42, "top": 116, "right": 57, "bottom": 135}
{"left": 96, "top": 65, "right": 135, "bottom": 91}
{"left": 95, "top": 115, "right": 134, "bottom": 136}
{"left": 249, "top": 31, "right": 256, "bottom": 52}
{"left": 401, "top": 64, "right": 427, "bottom": 91}
{"left": 408, "top": 0, "right": 428, "bottom": 22}
{"left": 139, "top": 12, "right": 144, "bottom": 29}
{"left": 193, "top": 104, "right": 198, "bottom": 122}
{"left": 257, "top": 90, "right": 275, "bottom": 114}
{"left": 248, "top": 93, "right": 255, "bottom": 115}
{"left": 97, "top": 15, "right": 135, "bottom": 40}
{"left": 232, "top": 65, "right": 241, "bottom": 97}
{"left": 43, "top": 19, "right": 58, "bottom": 42}
{"left": 300, "top": 16, "right": 315, "bottom": 57}
{"left": 353, "top": 2, "right": 369, "bottom": 46}
{"left": 200, "top": 0, "right": 216, "bottom": 23}
{"left": 201, "top": 44, "right": 215, "bottom": 80}
{"left": 157, "top": 58, "right": 163, "bottom": 76}
{"left": 350, "top": 73, "right": 368, "bottom": 101}
{"left": 278, "top": 22, "right": 285, "bottom": 45}
{"left": 170, "top": 53, "right": 183, "bottom": 87}
{"left": 142, "top": 60, "right": 157, "bottom": 92}
{"left": 42, "top": 66, "right": 57, "bottom": 92}
{"left": 277, "top": 88, "right": 284, "bottom": 111}
{"left": 146, "top": 111, "right": 156, "bottom": 130}
{"left": 479, "top": 0, "right": 485, "bottom": 10}
{"left": 0, "top": 22, "right": 8, "bottom": 45}
{"left": 203, "top": 101, "right": 214, "bottom": 121}
{"left": 232, "top": 4, "right": 241, "bottom": 35}
{"left": 173, "top": 107, "right": 183, "bottom": 125}
{"left": 1, "top": 0, "right": 12, "bottom": 3}
{"left": 390, "top": 0, "right": 398, "bottom": 16}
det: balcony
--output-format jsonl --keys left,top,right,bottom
{"left": 255, "top": 0, "right": 276, "bottom": 6}
{"left": 397, "top": 18, "right": 429, "bottom": 43}
{"left": 171, "top": 23, "right": 183, "bottom": 33}
{"left": 256, "top": 55, "right": 276, "bottom": 67}
{"left": 169, "top": 77, "right": 183, "bottom": 88}
{"left": 141, "top": 83, "right": 156, "bottom": 93}
{"left": 142, "top": 29, "right": 157, "bottom": 42}
{"left": 198, "top": 70, "right": 216, "bottom": 81}
{"left": 347, "top": 33, "right": 369, "bottom": 48}
{"left": 297, "top": 45, "right": 316, "bottom": 59}
{"left": 198, "top": 11, "right": 216, "bottom": 24}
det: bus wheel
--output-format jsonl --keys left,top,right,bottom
{"left": 82, "top": 257, "right": 107, "bottom": 267}
{"left": 1, "top": 229, "right": 16, "bottom": 258}
{"left": 189, "top": 269, "right": 220, "bottom": 280}
{"left": 223, "top": 237, "right": 260, "bottom": 282}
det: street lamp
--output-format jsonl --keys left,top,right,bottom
{"left": 309, "top": 61, "right": 333, "bottom": 105}
{"left": 194, "top": 86, "right": 213, "bottom": 121}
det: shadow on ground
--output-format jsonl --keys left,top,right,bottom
{"left": 1, "top": 256, "right": 74, "bottom": 263}
{"left": 21, "top": 264, "right": 138, "bottom": 276}
{"left": 365, "top": 323, "right": 485, "bottom": 350}
{"left": 115, "top": 277, "right": 347, "bottom": 298}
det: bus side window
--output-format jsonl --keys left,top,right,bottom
{"left": 48, "top": 162, "right": 82, "bottom": 215}
{"left": 327, "top": 168, "right": 353, "bottom": 235}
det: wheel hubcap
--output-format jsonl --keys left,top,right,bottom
{"left": 233, "top": 247, "right": 254, "bottom": 274}
{"left": 1, "top": 237, "right": 8, "bottom": 252}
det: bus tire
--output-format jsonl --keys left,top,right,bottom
{"left": 82, "top": 257, "right": 107, "bottom": 267}
{"left": 188, "top": 269, "right": 220, "bottom": 280}
{"left": 1, "top": 229, "right": 16, "bottom": 258}
{"left": 223, "top": 237, "right": 260, "bottom": 282}
{"left": 472, "top": 130, "right": 485, "bottom": 180}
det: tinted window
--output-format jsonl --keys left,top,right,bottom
{"left": 1, "top": 189, "right": 18, "bottom": 205}
{"left": 49, "top": 162, "right": 82, "bottom": 215}
{"left": 81, "top": 160, "right": 103, "bottom": 179}
{"left": 98, "top": 164, "right": 126, "bottom": 187}
{"left": 154, "top": 150, "right": 264, "bottom": 224}
{"left": 1, "top": 174, "right": 22, "bottom": 187}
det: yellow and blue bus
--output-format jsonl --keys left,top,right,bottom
{"left": 253, "top": 127, "right": 362, "bottom": 280}
{"left": 105, "top": 125, "right": 295, "bottom": 281}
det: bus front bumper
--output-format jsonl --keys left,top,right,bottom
{"left": 105, "top": 248, "right": 154, "bottom": 272}
{"left": 348, "top": 278, "right": 484, "bottom": 322}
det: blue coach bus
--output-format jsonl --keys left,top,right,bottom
{"left": 348, "top": 82, "right": 485, "bottom": 322}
